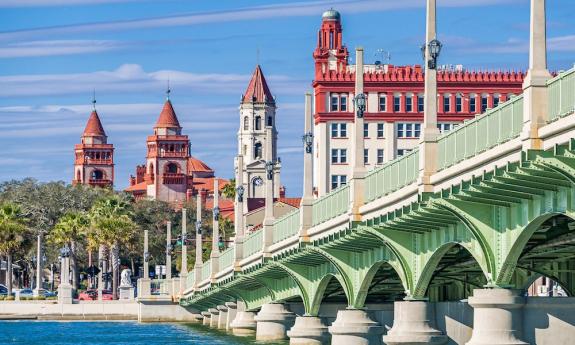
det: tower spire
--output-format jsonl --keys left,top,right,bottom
{"left": 92, "top": 89, "right": 97, "bottom": 111}
{"left": 166, "top": 78, "right": 171, "bottom": 101}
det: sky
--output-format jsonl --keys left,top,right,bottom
{"left": 0, "top": 0, "right": 574, "bottom": 196}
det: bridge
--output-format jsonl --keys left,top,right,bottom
{"left": 141, "top": 1, "right": 575, "bottom": 344}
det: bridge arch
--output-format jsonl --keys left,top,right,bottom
{"left": 307, "top": 273, "right": 348, "bottom": 316}
{"left": 355, "top": 260, "right": 407, "bottom": 307}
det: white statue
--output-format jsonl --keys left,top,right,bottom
{"left": 120, "top": 269, "right": 132, "bottom": 287}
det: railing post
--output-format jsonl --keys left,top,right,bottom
{"left": 263, "top": 126, "right": 275, "bottom": 258}
{"left": 349, "top": 47, "right": 367, "bottom": 221}
{"left": 210, "top": 179, "right": 220, "bottom": 282}
{"left": 300, "top": 92, "right": 314, "bottom": 243}
{"left": 521, "top": 0, "right": 551, "bottom": 150}
{"left": 419, "top": 0, "right": 440, "bottom": 193}
{"left": 194, "top": 192, "right": 203, "bottom": 290}
{"left": 234, "top": 155, "right": 245, "bottom": 270}
{"left": 179, "top": 208, "right": 187, "bottom": 294}
{"left": 166, "top": 221, "right": 172, "bottom": 280}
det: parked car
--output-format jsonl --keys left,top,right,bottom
{"left": 0, "top": 285, "right": 8, "bottom": 296}
{"left": 17, "top": 288, "right": 57, "bottom": 298}
{"left": 78, "top": 289, "right": 113, "bottom": 301}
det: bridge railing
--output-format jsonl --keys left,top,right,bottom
{"left": 187, "top": 269, "right": 195, "bottom": 290}
{"left": 273, "top": 209, "right": 300, "bottom": 244}
{"left": 243, "top": 229, "right": 263, "bottom": 259}
{"left": 218, "top": 246, "right": 235, "bottom": 271}
{"left": 437, "top": 94, "right": 524, "bottom": 171}
{"left": 548, "top": 66, "right": 575, "bottom": 122}
{"left": 364, "top": 148, "right": 420, "bottom": 202}
{"left": 312, "top": 184, "right": 350, "bottom": 226}
{"left": 200, "top": 260, "right": 211, "bottom": 282}
{"left": 151, "top": 279, "right": 172, "bottom": 295}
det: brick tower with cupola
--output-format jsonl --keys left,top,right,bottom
{"left": 73, "top": 102, "right": 114, "bottom": 188}
{"left": 313, "top": 9, "right": 349, "bottom": 77}
{"left": 143, "top": 92, "right": 190, "bottom": 203}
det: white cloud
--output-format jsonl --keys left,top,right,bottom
{"left": 0, "top": 0, "right": 523, "bottom": 43}
{"left": 0, "top": 63, "right": 306, "bottom": 98}
{"left": 0, "top": 0, "right": 140, "bottom": 7}
{"left": 0, "top": 40, "right": 122, "bottom": 58}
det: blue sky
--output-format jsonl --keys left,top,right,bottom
{"left": 0, "top": 0, "right": 574, "bottom": 196}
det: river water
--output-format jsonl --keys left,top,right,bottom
{"left": 0, "top": 321, "right": 287, "bottom": 345}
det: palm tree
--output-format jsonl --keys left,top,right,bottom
{"left": 0, "top": 202, "right": 28, "bottom": 296}
{"left": 221, "top": 179, "right": 236, "bottom": 199}
{"left": 49, "top": 212, "right": 89, "bottom": 290}
{"left": 89, "top": 195, "right": 136, "bottom": 299}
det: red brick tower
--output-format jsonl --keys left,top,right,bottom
{"left": 73, "top": 100, "right": 114, "bottom": 188}
{"left": 313, "top": 9, "right": 349, "bottom": 77}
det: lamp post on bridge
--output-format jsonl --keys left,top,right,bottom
{"left": 194, "top": 192, "right": 203, "bottom": 289}
{"left": 180, "top": 208, "right": 188, "bottom": 293}
{"left": 262, "top": 126, "right": 276, "bottom": 258}
{"left": 233, "top": 157, "right": 246, "bottom": 271}
{"left": 299, "top": 92, "right": 314, "bottom": 243}
{"left": 210, "top": 179, "right": 220, "bottom": 282}
{"left": 165, "top": 221, "right": 172, "bottom": 280}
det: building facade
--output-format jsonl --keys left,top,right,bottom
{"left": 73, "top": 106, "right": 114, "bottom": 188}
{"left": 126, "top": 94, "right": 228, "bottom": 203}
{"left": 312, "top": 10, "right": 524, "bottom": 196}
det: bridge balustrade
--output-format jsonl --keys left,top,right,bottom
{"left": 200, "top": 261, "right": 211, "bottom": 282}
{"left": 243, "top": 230, "right": 263, "bottom": 259}
{"left": 186, "top": 269, "right": 195, "bottom": 290}
{"left": 548, "top": 67, "right": 575, "bottom": 122}
{"left": 218, "top": 246, "right": 235, "bottom": 271}
{"left": 437, "top": 94, "right": 524, "bottom": 171}
{"left": 311, "top": 184, "right": 350, "bottom": 226}
{"left": 364, "top": 148, "right": 420, "bottom": 202}
{"left": 150, "top": 279, "right": 171, "bottom": 296}
{"left": 272, "top": 209, "right": 300, "bottom": 244}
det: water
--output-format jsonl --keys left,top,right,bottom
{"left": 0, "top": 321, "right": 287, "bottom": 345}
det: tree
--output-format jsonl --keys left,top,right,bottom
{"left": 221, "top": 179, "right": 236, "bottom": 199}
{"left": 49, "top": 212, "right": 89, "bottom": 290}
{"left": 0, "top": 202, "right": 28, "bottom": 295}
{"left": 89, "top": 195, "right": 136, "bottom": 299}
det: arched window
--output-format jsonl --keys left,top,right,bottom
{"left": 91, "top": 170, "right": 104, "bottom": 180}
{"left": 267, "top": 116, "right": 273, "bottom": 127}
{"left": 169, "top": 144, "right": 174, "bottom": 152}
{"left": 255, "top": 116, "right": 261, "bottom": 130}
{"left": 329, "top": 31, "right": 334, "bottom": 49}
{"left": 166, "top": 163, "right": 179, "bottom": 174}
{"left": 149, "top": 163, "right": 154, "bottom": 175}
{"left": 254, "top": 142, "right": 262, "bottom": 159}
{"left": 76, "top": 170, "right": 81, "bottom": 181}
{"left": 243, "top": 116, "right": 249, "bottom": 130}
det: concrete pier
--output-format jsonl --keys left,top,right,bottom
{"left": 255, "top": 303, "right": 296, "bottom": 341}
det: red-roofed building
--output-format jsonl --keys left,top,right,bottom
{"left": 126, "top": 93, "right": 229, "bottom": 204}
{"left": 73, "top": 105, "right": 114, "bottom": 188}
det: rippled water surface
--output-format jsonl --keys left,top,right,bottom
{"left": 0, "top": 321, "right": 287, "bottom": 345}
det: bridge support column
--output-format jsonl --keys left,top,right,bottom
{"left": 466, "top": 289, "right": 527, "bottom": 345}
{"left": 255, "top": 303, "right": 296, "bottom": 341}
{"left": 328, "top": 309, "right": 383, "bottom": 345}
{"left": 208, "top": 308, "right": 220, "bottom": 328}
{"left": 225, "top": 302, "right": 237, "bottom": 331}
{"left": 217, "top": 305, "right": 228, "bottom": 330}
{"left": 230, "top": 311, "right": 257, "bottom": 336}
{"left": 201, "top": 311, "right": 211, "bottom": 326}
{"left": 383, "top": 301, "right": 447, "bottom": 345}
{"left": 287, "top": 316, "right": 330, "bottom": 345}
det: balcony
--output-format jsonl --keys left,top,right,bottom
{"left": 88, "top": 179, "right": 112, "bottom": 187}
{"left": 159, "top": 151, "right": 187, "bottom": 158}
{"left": 162, "top": 173, "right": 186, "bottom": 185}
{"left": 85, "top": 158, "right": 113, "bottom": 165}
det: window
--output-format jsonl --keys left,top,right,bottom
{"left": 267, "top": 116, "right": 273, "bottom": 126}
{"left": 331, "top": 175, "right": 347, "bottom": 190}
{"left": 377, "top": 149, "right": 384, "bottom": 164}
{"left": 377, "top": 123, "right": 384, "bottom": 138}
{"left": 456, "top": 94, "right": 462, "bottom": 113}
{"left": 470, "top": 95, "right": 477, "bottom": 113}
{"left": 481, "top": 95, "right": 488, "bottom": 112}
{"left": 91, "top": 170, "right": 104, "bottom": 180}
{"left": 397, "top": 149, "right": 412, "bottom": 157}
{"left": 166, "top": 163, "right": 178, "bottom": 174}
{"left": 254, "top": 142, "right": 262, "bottom": 159}
{"left": 331, "top": 149, "right": 347, "bottom": 164}
{"left": 405, "top": 95, "right": 413, "bottom": 112}
{"left": 364, "top": 149, "right": 369, "bottom": 164}
{"left": 493, "top": 94, "right": 500, "bottom": 108}
{"left": 437, "top": 123, "right": 452, "bottom": 133}
{"left": 418, "top": 95, "right": 424, "bottom": 112}
{"left": 397, "top": 123, "right": 421, "bottom": 138}
{"left": 243, "top": 117, "right": 249, "bottom": 130}
{"left": 329, "top": 31, "right": 334, "bottom": 49}
{"left": 255, "top": 116, "right": 261, "bottom": 130}
{"left": 340, "top": 95, "right": 347, "bottom": 112}
{"left": 364, "top": 123, "right": 369, "bottom": 137}
{"left": 331, "top": 94, "right": 339, "bottom": 112}
{"left": 379, "top": 94, "right": 387, "bottom": 112}
{"left": 330, "top": 123, "right": 347, "bottom": 138}
{"left": 394, "top": 94, "right": 401, "bottom": 112}
{"left": 443, "top": 94, "right": 451, "bottom": 113}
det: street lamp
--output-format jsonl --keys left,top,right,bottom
{"left": 265, "top": 161, "right": 275, "bottom": 180}
{"left": 302, "top": 132, "right": 313, "bottom": 153}
{"left": 144, "top": 251, "right": 150, "bottom": 263}
{"left": 354, "top": 93, "right": 366, "bottom": 118}
{"left": 213, "top": 206, "right": 220, "bottom": 221}
{"left": 60, "top": 246, "right": 71, "bottom": 258}
{"left": 422, "top": 39, "right": 442, "bottom": 70}
{"left": 236, "top": 185, "right": 245, "bottom": 203}
{"left": 196, "top": 220, "right": 202, "bottom": 235}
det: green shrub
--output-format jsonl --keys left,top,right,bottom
{"left": 46, "top": 296, "right": 57, "bottom": 300}
{"left": 33, "top": 296, "right": 46, "bottom": 300}
{"left": 6, "top": 296, "right": 15, "bottom": 301}
{"left": 0, "top": 295, "right": 5, "bottom": 301}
